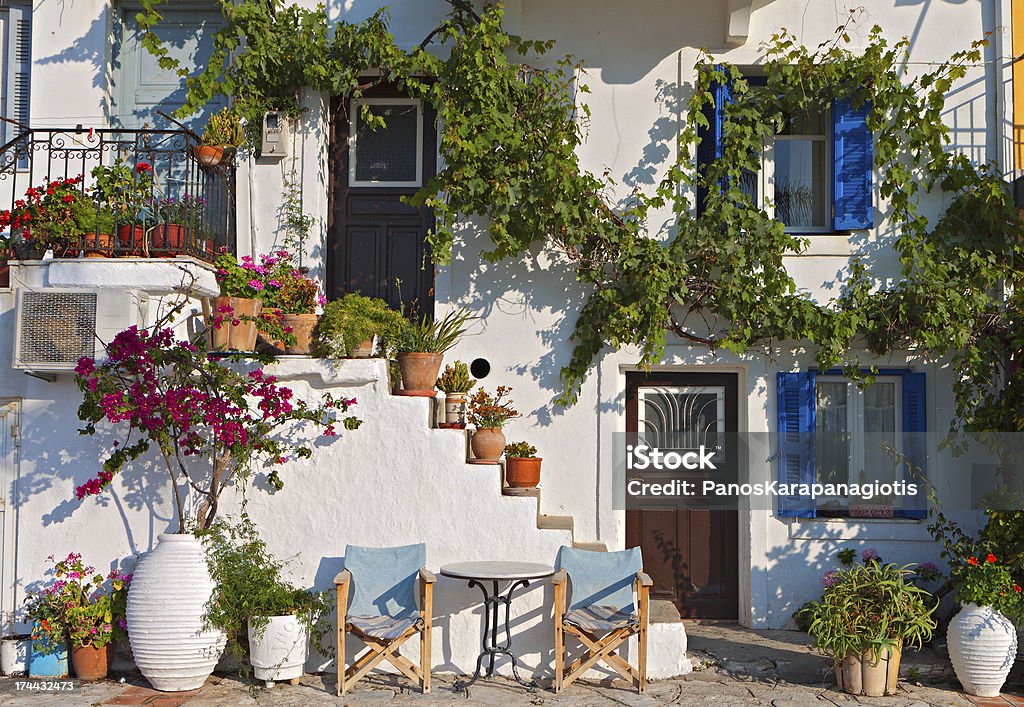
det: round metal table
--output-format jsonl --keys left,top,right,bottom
{"left": 440, "top": 560, "right": 554, "bottom": 691}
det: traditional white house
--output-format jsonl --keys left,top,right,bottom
{"left": 0, "top": 0, "right": 1017, "bottom": 682}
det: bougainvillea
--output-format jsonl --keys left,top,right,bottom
{"left": 75, "top": 323, "right": 361, "bottom": 532}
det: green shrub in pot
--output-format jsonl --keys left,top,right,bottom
{"left": 311, "top": 294, "right": 406, "bottom": 358}
{"left": 395, "top": 308, "right": 473, "bottom": 395}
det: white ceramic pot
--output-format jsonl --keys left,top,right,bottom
{"left": 443, "top": 393, "right": 467, "bottom": 426}
{"left": 126, "top": 534, "right": 226, "bottom": 691}
{"left": 248, "top": 615, "right": 308, "bottom": 684}
{"left": 1, "top": 636, "right": 29, "bottom": 675}
{"left": 947, "top": 603, "right": 1018, "bottom": 697}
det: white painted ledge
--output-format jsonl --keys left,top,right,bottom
{"left": 261, "top": 356, "right": 386, "bottom": 388}
{"left": 9, "top": 258, "right": 220, "bottom": 297}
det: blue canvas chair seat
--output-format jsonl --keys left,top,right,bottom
{"left": 347, "top": 614, "right": 423, "bottom": 641}
{"left": 334, "top": 543, "right": 435, "bottom": 696}
{"left": 552, "top": 546, "right": 651, "bottom": 694}
{"left": 564, "top": 605, "right": 637, "bottom": 632}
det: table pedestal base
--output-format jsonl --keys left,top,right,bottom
{"left": 454, "top": 579, "right": 537, "bottom": 692}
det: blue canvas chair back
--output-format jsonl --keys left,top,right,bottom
{"left": 344, "top": 543, "right": 425, "bottom": 619}
{"left": 557, "top": 546, "right": 642, "bottom": 614}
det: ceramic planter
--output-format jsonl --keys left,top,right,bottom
{"left": 397, "top": 352, "right": 443, "bottom": 396}
{"left": 70, "top": 643, "right": 114, "bottom": 681}
{"left": 280, "top": 313, "right": 319, "bottom": 355}
{"left": 1, "top": 635, "right": 30, "bottom": 675}
{"left": 443, "top": 393, "right": 468, "bottom": 427}
{"left": 194, "top": 145, "right": 225, "bottom": 167}
{"left": 208, "top": 296, "right": 262, "bottom": 352}
{"left": 28, "top": 634, "right": 67, "bottom": 678}
{"left": 117, "top": 224, "right": 147, "bottom": 256}
{"left": 948, "top": 603, "right": 1018, "bottom": 697}
{"left": 471, "top": 427, "right": 505, "bottom": 462}
{"left": 505, "top": 457, "right": 542, "bottom": 488}
{"left": 126, "top": 534, "right": 226, "bottom": 691}
{"left": 83, "top": 232, "right": 115, "bottom": 258}
{"left": 248, "top": 615, "right": 308, "bottom": 686}
{"left": 834, "top": 643, "right": 900, "bottom": 697}
{"left": 150, "top": 224, "right": 186, "bottom": 257}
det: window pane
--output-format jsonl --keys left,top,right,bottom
{"left": 775, "top": 140, "right": 827, "bottom": 228}
{"left": 816, "top": 382, "right": 849, "bottom": 510}
{"left": 354, "top": 104, "right": 419, "bottom": 183}
{"left": 780, "top": 108, "right": 827, "bottom": 136}
{"left": 863, "top": 382, "right": 897, "bottom": 487}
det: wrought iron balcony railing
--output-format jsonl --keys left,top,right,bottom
{"left": 0, "top": 127, "right": 235, "bottom": 263}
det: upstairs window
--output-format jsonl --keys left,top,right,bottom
{"left": 696, "top": 68, "right": 874, "bottom": 233}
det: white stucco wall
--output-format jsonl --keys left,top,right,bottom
{"left": 3, "top": 0, "right": 1009, "bottom": 643}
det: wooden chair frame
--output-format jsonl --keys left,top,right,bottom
{"left": 551, "top": 568, "right": 651, "bottom": 693}
{"left": 334, "top": 567, "right": 435, "bottom": 696}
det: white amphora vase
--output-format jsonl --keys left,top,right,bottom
{"left": 947, "top": 602, "right": 1018, "bottom": 697}
{"left": 126, "top": 534, "right": 226, "bottom": 691}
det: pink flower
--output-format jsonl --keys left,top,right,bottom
{"left": 248, "top": 279, "right": 264, "bottom": 290}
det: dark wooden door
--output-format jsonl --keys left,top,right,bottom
{"left": 625, "top": 372, "right": 740, "bottom": 619}
{"left": 328, "top": 87, "right": 436, "bottom": 315}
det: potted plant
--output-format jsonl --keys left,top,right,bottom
{"left": 91, "top": 160, "right": 155, "bottom": 255}
{"left": 311, "top": 293, "right": 406, "bottom": 359}
{"left": 0, "top": 236, "right": 11, "bottom": 288}
{"left": 73, "top": 320, "right": 361, "bottom": 690}
{"left": 0, "top": 176, "right": 92, "bottom": 259}
{"left": 806, "top": 558, "right": 936, "bottom": 697}
{"left": 261, "top": 251, "right": 325, "bottom": 355}
{"left": 202, "top": 516, "right": 331, "bottom": 686}
{"left": 436, "top": 361, "right": 475, "bottom": 428}
{"left": 0, "top": 611, "right": 30, "bottom": 676}
{"left": 81, "top": 207, "right": 116, "bottom": 258}
{"left": 503, "top": 441, "right": 542, "bottom": 488}
{"left": 210, "top": 252, "right": 271, "bottom": 351}
{"left": 150, "top": 194, "right": 205, "bottom": 257}
{"left": 395, "top": 308, "right": 473, "bottom": 396}
{"left": 195, "top": 108, "right": 244, "bottom": 167}
{"left": 23, "top": 553, "right": 131, "bottom": 682}
{"left": 467, "top": 385, "right": 519, "bottom": 463}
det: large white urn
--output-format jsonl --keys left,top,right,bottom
{"left": 947, "top": 603, "right": 1018, "bottom": 697}
{"left": 126, "top": 534, "right": 226, "bottom": 691}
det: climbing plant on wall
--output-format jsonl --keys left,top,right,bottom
{"left": 136, "top": 0, "right": 1023, "bottom": 443}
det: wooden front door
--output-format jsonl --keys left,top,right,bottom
{"left": 328, "top": 89, "right": 436, "bottom": 315}
{"left": 625, "top": 372, "right": 740, "bottom": 619}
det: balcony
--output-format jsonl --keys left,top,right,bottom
{"left": 0, "top": 127, "right": 236, "bottom": 265}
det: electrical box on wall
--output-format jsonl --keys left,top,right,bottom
{"left": 260, "top": 112, "right": 290, "bottom": 158}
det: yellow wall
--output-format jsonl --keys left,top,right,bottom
{"left": 1014, "top": 0, "right": 1024, "bottom": 170}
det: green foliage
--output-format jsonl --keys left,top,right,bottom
{"left": 982, "top": 511, "right": 1024, "bottom": 588}
{"left": 397, "top": 308, "right": 472, "bottom": 354}
{"left": 807, "top": 560, "right": 936, "bottom": 660}
{"left": 503, "top": 441, "right": 537, "bottom": 458}
{"left": 201, "top": 108, "right": 245, "bottom": 147}
{"left": 468, "top": 385, "right": 518, "bottom": 429}
{"left": 949, "top": 552, "right": 1024, "bottom": 619}
{"left": 200, "top": 515, "right": 334, "bottom": 672}
{"left": 311, "top": 293, "right": 406, "bottom": 358}
{"left": 135, "top": 1, "right": 1024, "bottom": 442}
{"left": 280, "top": 176, "right": 316, "bottom": 259}
{"left": 436, "top": 360, "right": 475, "bottom": 394}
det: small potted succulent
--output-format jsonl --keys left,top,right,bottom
{"left": 436, "top": 361, "right": 475, "bottom": 428}
{"left": 311, "top": 293, "right": 406, "bottom": 359}
{"left": 467, "top": 385, "right": 519, "bottom": 463}
{"left": 195, "top": 108, "right": 245, "bottom": 167}
{"left": 395, "top": 309, "right": 473, "bottom": 396}
{"left": 503, "top": 441, "right": 541, "bottom": 488}
{"left": 806, "top": 557, "right": 936, "bottom": 697}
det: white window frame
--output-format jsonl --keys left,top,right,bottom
{"left": 348, "top": 98, "right": 423, "bottom": 188}
{"left": 753, "top": 107, "right": 832, "bottom": 234}
{"left": 815, "top": 375, "right": 904, "bottom": 510}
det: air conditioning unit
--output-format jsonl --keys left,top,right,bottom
{"left": 13, "top": 288, "right": 150, "bottom": 373}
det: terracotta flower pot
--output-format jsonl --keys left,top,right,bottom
{"left": 70, "top": 642, "right": 114, "bottom": 681}
{"left": 194, "top": 145, "right": 225, "bottom": 167}
{"left": 505, "top": 457, "right": 542, "bottom": 488}
{"left": 471, "top": 427, "right": 506, "bottom": 462}
{"left": 351, "top": 338, "right": 376, "bottom": 358}
{"left": 834, "top": 643, "right": 901, "bottom": 697}
{"left": 281, "top": 313, "right": 319, "bottom": 355}
{"left": 258, "top": 307, "right": 286, "bottom": 352}
{"left": 84, "top": 232, "right": 115, "bottom": 258}
{"left": 117, "top": 224, "right": 147, "bottom": 256}
{"left": 397, "top": 352, "right": 443, "bottom": 396}
{"left": 208, "top": 296, "right": 262, "bottom": 352}
{"left": 150, "top": 224, "right": 186, "bottom": 257}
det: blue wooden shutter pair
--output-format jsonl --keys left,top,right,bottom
{"left": 695, "top": 66, "right": 732, "bottom": 215}
{"left": 775, "top": 370, "right": 927, "bottom": 519}
{"left": 1, "top": 4, "right": 31, "bottom": 152}
{"left": 831, "top": 97, "right": 874, "bottom": 230}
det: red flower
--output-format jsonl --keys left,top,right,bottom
{"left": 968, "top": 557, "right": 979, "bottom": 566}
{"left": 1014, "top": 584, "right": 1022, "bottom": 593}
{"left": 135, "top": 162, "right": 152, "bottom": 173}
{"left": 986, "top": 553, "right": 997, "bottom": 564}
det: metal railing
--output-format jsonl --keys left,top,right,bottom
{"left": 0, "top": 127, "right": 235, "bottom": 262}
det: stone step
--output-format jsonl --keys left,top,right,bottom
{"left": 537, "top": 513, "right": 574, "bottom": 531}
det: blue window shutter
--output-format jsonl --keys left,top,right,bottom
{"left": 696, "top": 66, "right": 732, "bottom": 215}
{"left": 776, "top": 371, "right": 817, "bottom": 518}
{"left": 897, "top": 372, "right": 927, "bottom": 519}
{"left": 831, "top": 97, "right": 873, "bottom": 230}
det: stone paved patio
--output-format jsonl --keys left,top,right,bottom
{"left": 0, "top": 622, "right": 1019, "bottom": 706}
